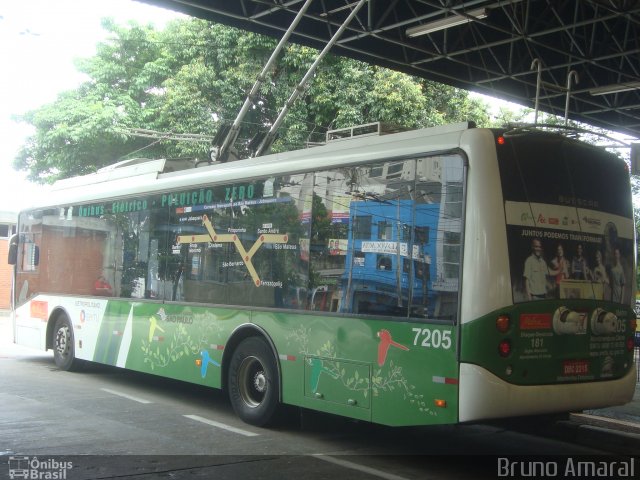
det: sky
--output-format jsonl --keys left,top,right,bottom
{"left": 0, "top": 0, "right": 183, "bottom": 212}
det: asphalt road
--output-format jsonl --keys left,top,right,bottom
{"left": 0, "top": 315, "right": 634, "bottom": 480}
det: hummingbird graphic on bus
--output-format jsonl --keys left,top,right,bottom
{"left": 199, "top": 350, "right": 221, "bottom": 378}
{"left": 376, "top": 329, "right": 409, "bottom": 366}
{"left": 148, "top": 311, "right": 166, "bottom": 342}
{"left": 309, "top": 357, "right": 339, "bottom": 393}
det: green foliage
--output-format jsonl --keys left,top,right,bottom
{"left": 490, "top": 105, "right": 530, "bottom": 127}
{"left": 14, "top": 18, "right": 492, "bottom": 183}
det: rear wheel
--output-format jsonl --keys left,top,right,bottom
{"left": 52, "top": 314, "right": 83, "bottom": 371}
{"left": 228, "top": 337, "right": 280, "bottom": 427}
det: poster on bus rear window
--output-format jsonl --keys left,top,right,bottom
{"left": 496, "top": 135, "right": 634, "bottom": 305}
{"left": 505, "top": 203, "right": 634, "bottom": 304}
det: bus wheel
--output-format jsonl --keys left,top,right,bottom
{"left": 228, "top": 337, "right": 280, "bottom": 427}
{"left": 52, "top": 314, "right": 83, "bottom": 371}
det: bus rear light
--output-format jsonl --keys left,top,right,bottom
{"left": 627, "top": 338, "right": 635, "bottom": 352}
{"left": 498, "top": 339, "right": 511, "bottom": 357}
{"left": 497, "top": 136, "right": 506, "bottom": 145}
{"left": 434, "top": 399, "right": 447, "bottom": 408}
{"left": 496, "top": 314, "right": 510, "bottom": 333}
{"left": 505, "top": 365, "right": 513, "bottom": 376}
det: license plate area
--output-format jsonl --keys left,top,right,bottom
{"left": 562, "top": 359, "right": 589, "bottom": 376}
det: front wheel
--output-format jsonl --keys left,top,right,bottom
{"left": 228, "top": 337, "right": 280, "bottom": 427}
{"left": 52, "top": 314, "right": 84, "bottom": 371}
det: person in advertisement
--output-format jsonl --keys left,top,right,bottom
{"left": 549, "top": 243, "right": 570, "bottom": 296}
{"left": 609, "top": 247, "right": 625, "bottom": 303}
{"left": 523, "top": 238, "right": 552, "bottom": 300}
{"left": 570, "top": 243, "right": 590, "bottom": 280}
{"left": 592, "top": 249, "right": 609, "bottom": 293}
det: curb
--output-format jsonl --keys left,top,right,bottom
{"left": 570, "top": 412, "right": 640, "bottom": 435}
{"left": 554, "top": 415, "right": 640, "bottom": 455}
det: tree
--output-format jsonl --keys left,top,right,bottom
{"left": 14, "top": 18, "right": 492, "bottom": 183}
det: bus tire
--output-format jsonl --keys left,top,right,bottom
{"left": 52, "top": 314, "right": 83, "bottom": 371}
{"left": 228, "top": 336, "right": 280, "bottom": 427}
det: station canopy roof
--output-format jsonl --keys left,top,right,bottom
{"left": 143, "top": 0, "right": 640, "bottom": 139}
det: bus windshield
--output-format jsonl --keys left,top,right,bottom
{"left": 497, "top": 132, "right": 634, "bottom": 306}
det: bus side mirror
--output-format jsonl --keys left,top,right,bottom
{"left": 7, "top": 234, "right": 17, "bottom": 265}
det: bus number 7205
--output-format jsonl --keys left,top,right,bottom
{"left": 412, "top": 328, "right": 452, "bottom": 349}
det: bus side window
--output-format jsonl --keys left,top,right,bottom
{"left": 308, "top": 171, "right": 350, "bottom": 313}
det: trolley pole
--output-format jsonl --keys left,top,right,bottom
{"left": 253, "top": 0, "right": 370, "bottom": 157}
{"left": 212, "top": 0, "right": 314, "bottom": 162}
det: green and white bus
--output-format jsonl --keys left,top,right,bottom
{"left": 9, "top": 122, "right": 637, "bottom": 427}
